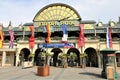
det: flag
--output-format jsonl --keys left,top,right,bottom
{"left": 46, "top": 25, "right": 51, "bottom": 43}
{"left": 62, "top": 24, "right": 68, "bottom": 43}
{"left": 0, "top": 31, "right": 4, "bottom": 48}
{"left": 78, "top": 24, "right": 85, "bottom": 48}
{"left": 9, "top": 30, "right": 14, "bottom": 48}
{"left": 29, "top": 26, "right": 35, "bottom": 48}
{"left": 106, "top": 27, "right": 113, "bottom": 48}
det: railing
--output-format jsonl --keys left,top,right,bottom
{"left": 3, "top": 26, "right": 120, "bottom": 35}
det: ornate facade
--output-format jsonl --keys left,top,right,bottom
{"left": 0, "top": 3, "right": 120, "bottom": 67}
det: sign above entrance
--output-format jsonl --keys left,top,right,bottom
{"left": 38, "top": 43, "right": 75, "bottom": 48}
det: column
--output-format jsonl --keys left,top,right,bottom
{"left": 15, "top": 52, "right": 19, "bottom": 66}
{"left": 98, "top": 54, "right": 102, "bottom": 68}
{"left": 2, "top": 51, "right": 6, "bottom": 67}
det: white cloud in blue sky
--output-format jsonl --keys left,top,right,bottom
{"left": 0, "top": 0, "right": 120, "bottom": 27}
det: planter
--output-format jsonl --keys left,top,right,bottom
{"left": 63, "top": 64, "right": 67, "bottom": 68}
{"left": 23, "top": 61, "right": 29, "bottom": 68}
{"left": 81, "top": 64, "right": 85, "bottom": 69}
{"left": 22, "top": 61, "right": 33, "bottom": 68}
{"left": 37, "top": 64, "right": 50, "bottom": 76}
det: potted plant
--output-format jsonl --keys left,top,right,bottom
{"left": 58, "top": 53, "right": 68, "bottom": 68}
{"left": 45, "top": 51, "right": 52, "bottom": 66}
{"left": 68, "top": 52, "right": 77, "bottom": 67}
{"left": 80, "top": 52, "right": 87, "bottom": 68}
{"left": 37, "top": 50, "right": 51, "bottom": 77}
{"left": 28, "top": 52, "right": 35, "bottom": 67}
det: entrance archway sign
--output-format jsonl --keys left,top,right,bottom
{"left": 100, "top": 48, "right": 118, "bottom": 79}
{"left": 33, "top": 3, "right": 81, "bottom": 27}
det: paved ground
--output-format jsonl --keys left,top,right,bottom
{"left": 0, "top": 66, "right": 120, "bottom": 80}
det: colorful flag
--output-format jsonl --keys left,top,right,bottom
{"left": 106, "top": 27, "right": 113, "bottom": 48}
{"left": 46, "top": 25, "right": 51, "bottom": 43}
{"left": 0, "top": 31, "right": 4, "bottom": 48}
{"left": 9, "top": 30, "right": 14, "bottom": 48}
{"left": 62, "top": 24, "right": 68, "bottom": 43}
{"left": 78, "top": 24, "right": 85, "bottom": 48}
{"left": 29, "top": 26, "right": 35, "bottom": 48}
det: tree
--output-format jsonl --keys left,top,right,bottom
{"left": 58, "top": 52, "right": 68, "bottom": 68}
{"left": 68, "top": 52, "right": 77, "bottom": 67}
{"left": 80, "top": 52, "right": 87, "bottom": 68}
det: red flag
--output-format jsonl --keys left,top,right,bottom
{"left": 109, "top": 27, "right": 113, "bottom": 48}
{"left": 9, "top": 30, "right": 14, "bottom": 48}
{"left": 29, "top": 26, "right": 34, "bottom": 48}
{"left": 78, "top": 24, "right": 85, "bottom": 48}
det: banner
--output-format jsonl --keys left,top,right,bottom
{"left": 29, "top": 26, "right": 35, "bottom": 48}
{"left": 62, "top": 24, "right": 68, "bottom": 43}
{"left": 9, "top": 30, "right": 14, "bottom": 48}
{"left": 78, "top": 24, "right": 85, "bottom": 48}
{"left": 38, "top": 43, "right": 75, "bottom": 48}
{"left": 0, "top": 31, "right": 4, "bottom": 48}
{"left": 106, "top": 27, "right": 112, "bottom": 48}
{"left": 46, "top": 25, "right": 51, "bottom": 43}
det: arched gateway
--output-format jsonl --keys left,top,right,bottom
{"left": 33, "top": 3, "right": 81, "bottom": 26}
{"left": 33, "top": 3, "right": 82, "bottom": 67}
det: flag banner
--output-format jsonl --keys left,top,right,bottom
{"left": 29, "top": 26, "right": 35, "bottom": 48}
{"left": 43, "top": 26, "right": 54, "bottom": 32}
{"left": 9, "top": 30, "right": 14, "bottom": 48}
{"left": 46, "top": 25, "right": 51, "bottom": 43}
{"left": 78, "top": 24, "right": 85, "bottom": 48}
{"left": 62, "top": 24, "right": 68, "bottom": 43}
{"left": 0, "top": 31, "right": 4, "bottom": 48}
{"left": 106, "top": 27, "right": 113, "bottom": 48}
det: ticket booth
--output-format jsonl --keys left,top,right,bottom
{"left": 100, "top": 48, "right": 118, "bottom": 79}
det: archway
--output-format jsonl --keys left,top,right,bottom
{"left": 85, "top": 47, "right": 98, "bottom": 67}
{"left": 33, "top": 3, "right": 81, "bottom": 27}
{"left": 20, "top": 48, "right": 30, "bottom": 62}
{"left": 67, "top": 48, "right": 80, "bottom": 66}
{"left": 34, "top": 48, "right": 44, "bottom": 66}
{"left": 116, "top": 53, "right": 120, "bottom": 67}
{"left": 51, "top": 48, "right": 62, "bottom": 66}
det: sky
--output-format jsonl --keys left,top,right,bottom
{"left": 0, "top": 0, "right": 120, "bottom": 27}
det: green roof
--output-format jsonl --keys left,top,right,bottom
{"left": 100, "top": 48, "right": 116, "bottom": 54}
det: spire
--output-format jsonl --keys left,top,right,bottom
{"left": 18, "top": 24, "right": 23, "bottom": 29}
{"left": 8, "top": 21, "right": 13, "bottom": 30}
{"left": 0, "top": 23, "right": 3, "bottom": 31}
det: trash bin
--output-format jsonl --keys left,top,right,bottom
{"left": 106, "top": 66, "right": 114, "bottom": 80}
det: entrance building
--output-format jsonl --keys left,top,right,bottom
{"left": 0, "top": 3, "right": 120, "bottom": 67}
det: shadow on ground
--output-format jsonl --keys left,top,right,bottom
{"left": 79, "top": 72, "right": 105, "bottom": 79}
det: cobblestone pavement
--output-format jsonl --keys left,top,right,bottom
{"left": 0, "top": 66, "right": 120, "bottom": 80}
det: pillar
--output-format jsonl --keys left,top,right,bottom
{"left": 15, "top": 52, "right": 19, "bottom": 66}
{"left": 98, "top": 53, "right": 102, "bottom": 68}
{"left": 2, "top": 51, "right": 6, "bottom": 67}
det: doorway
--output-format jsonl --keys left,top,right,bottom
{"left": 51, "top": 48, "right": 62, "bottom": 66}
{"left": 85, "top": 47, "right": 98, "bottom": 67}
